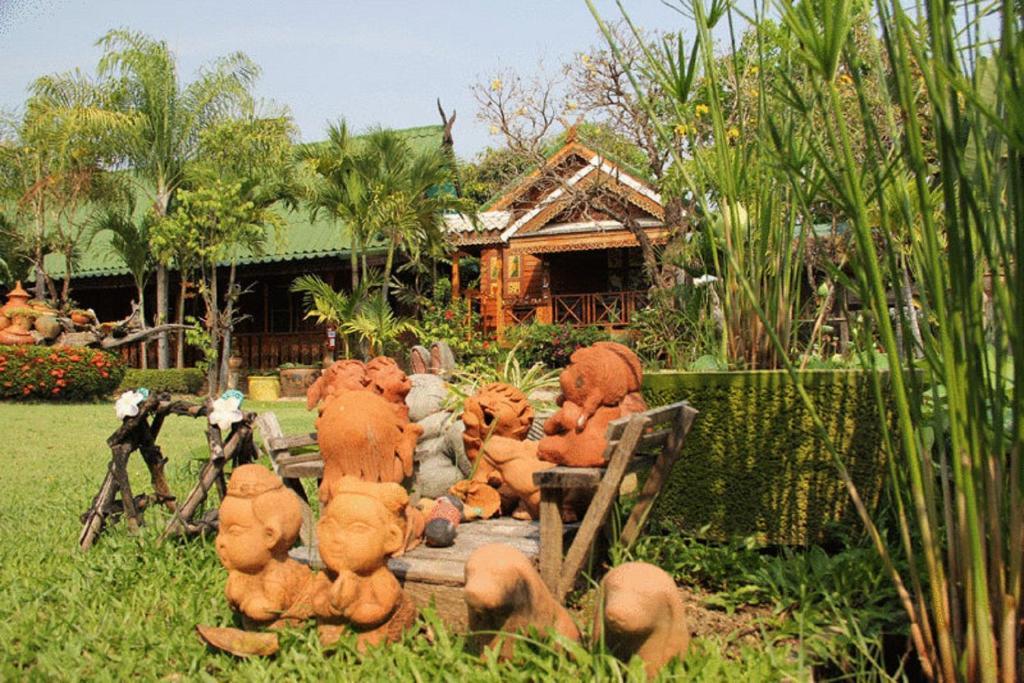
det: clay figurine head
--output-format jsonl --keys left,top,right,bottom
{"left": 306, "top": 359, "right": 369, "bottom": 411}
{"left": 317, "top": 476, "right": 409, "bottom": 575}
{"left": 594, "top": 562, "right": 690, "bottom": 678}
{"left": 558, "top": 342, "right": 643, "bottom": 425}
{"left": 316, "top": 390, "right": 422, "bottom": 497}
{"left": 462, "top": 382, "right": 534, "bottom": 459}
{"left": 365, "top": 356, "right": 412, "bottom": 409}
{"left": 216, "top": 464, "right": 303, "bottom": 573}
{"left": 464, "top": 543, "right": 580, "bottom": 658}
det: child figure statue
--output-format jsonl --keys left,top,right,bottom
{"left": 314, "top": 476, "right": 418, "bottom": 650}
{"left": 214, "top": 464, "right": 318, "bottom": 629}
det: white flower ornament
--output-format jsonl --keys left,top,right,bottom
{"left": 115, "top": 388, "right": 149, "bottom": 420}
{"left": 209, "top": 390, "right": 245, "bottom": 432}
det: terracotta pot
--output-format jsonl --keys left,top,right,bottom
{"left": 227, "top": 355, "right": 244, "bottom": 370}
{"left": 0, "top": 313, "right": 34, "bottom": 345}
{"left": 1, "top": 281, "right": 30, "bottom": 316}
{"left": 278, "top": 368, "right": 319, "bottom": 397}
{"left": 0, "top": 314, "right": 9, "bottom": 332}
{"left": 70, "top": 311, "right": 92, "bottom": 326}
{"left": 34, "top": 315, "right": 61, "bottom": 340}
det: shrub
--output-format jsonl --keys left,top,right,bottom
{"left": 0, "top": 345, "right": 125, "bottom": 401}
{"left": 417, "top": 278, "right": 498, "bottom": 372}
{"left": 505, "top": 323, "right": 609, "bottom": 369}
{"left": 118, "top": 368, "right": 205, "bottom": 395}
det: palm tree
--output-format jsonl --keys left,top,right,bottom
{"left": 299, "top": 120, "right": 366, "bottom": 291}
{"left": 343, "top": 294, "right": 419, "bottom": 358}
{"left": 353, "top": 129, "right": 472, "bottom": 300}
{"left": 95, "top": 208, "right": 153, "bottom": 365}
{"left": 96, "top": 29, "right": 259, "bottom": 368}
{"left": 290, "top": 274, "right": 370, "bottom": 358}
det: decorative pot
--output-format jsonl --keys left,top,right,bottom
{"left": 70, "top": 311, "right": 92, "bottom": 326}
{"left": 0, "top": 314, "right": 9, "bottom": 332}
{"left": 247, "top": 376, "right": 280, "bottom": 402}
{"left": 34, "top": 315, "right": 62, "bottom": 340}
{"left": 279, "top": 368, "right": 319, "bottom": 397}
{"left": 228, "top": 355, "right": 244, "bottom": 370}
{"left": 1, "top": 281, "right": 30, "bottom": 316}
{"left": 0, "top": 312, "right": 34, "bottom": 345}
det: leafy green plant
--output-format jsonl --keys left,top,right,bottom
{"left": 290, "top": 273, "right": 372, "bottom": 358}
{"left": 505, "top": 323, "right": 609, "bottom": 369}
{"left": 417, "top": 277, "right": 497, "bottom": 370}
{"left": 343, "top": 295, "right": 418, "bottom": 358}
{"left": 594, "top": 0, "right": 1024, "bottom": 677}
{"left": 0, "top": 344, "right": 124, "bottom": 400}
{"left": 448, "top": 343, "right": 562, "bottom": 412}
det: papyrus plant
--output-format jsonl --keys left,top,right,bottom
{"left": 591, "top": 0, "right": 1022, "bottom": 679}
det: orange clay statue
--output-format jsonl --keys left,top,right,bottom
{"left": 214, "top": 464, "right": 317, "bottom": 629}
{"left": 464, "top": 543, "right": 580, "bottom": 659}
{"left": 314, "top": 477, "right": 418, "bottom": 650}
{"left": 365, "top": 356, "right": 413, "bottom": 420}
{"left": 315, "top": 390, "right": 422, "bottom": 501}
{"left": 455, "top": 382, "right": 550, "bottom": 519}
{"left": 594, "top": 562, "right": 690, "bottom": 678}
{"left": 305, "top": 359, "right": 370, "bottom": 412}
{"left": 538, "top": 342, "right": 647, "bottom": 467}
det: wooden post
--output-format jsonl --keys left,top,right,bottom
{"left": 538, "top": 487, "right": 565, "bottom": 594}
{"left": 451, "top": 252, "right": 461, "bottom": 301}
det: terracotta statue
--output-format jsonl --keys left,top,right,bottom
{"left": 365, "top": 355, "right": 413, "bottom": 420}
{"left": 314, "top": 476, "right": 418, "bottom": 650}
{"left": 315, "top": 390, "right": 422, "bottom": 499}
{"left": 461, "top": 382, "right": 534, "bottom": 462}
{"left": 214, "top": 464, "right": 317, "bottom": 629}
{"left": 464, "top": 543, "right": 580, "bottom": 658}
{"left": 306, "top": 359, "right": 369, "bottom": 411}
{"left": 455, "top": 382, "right": 552, "bottom": 519}
{"left": 594, "top": 563, "right": 690, "bottom": 678}
{"left": 538, "top": 342, "right": 647, "bottom": 468}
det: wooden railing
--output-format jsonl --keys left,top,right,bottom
{"left": 234, "top": 331, "right": 323, "bottom": 370}
{"left": 552, "top": 290, "right": 647, "bottom": 328}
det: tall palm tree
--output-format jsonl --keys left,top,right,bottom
{"left": 96, "top": 29, "right": 259, "bottom": 368}
{"left": 354, "top": 129, "right": 472, "bottom": 300}
{"left": 299, "top": 120, "right": 366, "bottom": 291}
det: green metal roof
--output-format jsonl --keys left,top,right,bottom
{"left": 41, "top": 124, "right": 443, "bottom": 279}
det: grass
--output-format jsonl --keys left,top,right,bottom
{"left": 0, "top": 399, "right": 898, "bottom": 680}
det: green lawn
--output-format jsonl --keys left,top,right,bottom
{"left": 0, "top": 400, "right": 821, "bottom": 681}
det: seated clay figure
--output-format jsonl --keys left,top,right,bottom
{"left": 538, "top": 342, "right": 647, "bottom": 467}
{"left": 558, "top": 342, "right": 644, "bottom": 427}
{"left": 594, "top": 562, "right": 690, "bottom": 678}
{"left": 456, "top": 383, "right": 550, "bottom": 519}
{"left": 314, "top": 476, "right": 418, "bottom": 650}
{"left": 316, "top": 390, "right": 422, "bottom": 501}
{"left": 461, "top": 382, "right": 534, "bottom": 463}
{"left": 215, "top": 464, "right": 317, "bottom": 628}
{"left": 464, "top": 543, "right": 579, "bottom": 659}
{"left": 306, "top": 359, "right": 369, "bottom": 411}
{"left": 365, "top": 356, "right": 413, "bottom": 420}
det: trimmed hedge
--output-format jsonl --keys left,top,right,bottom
{"left": 643, "top": 370, "right": 891, "bottom": 545}
{"left": 0, "top": 345, "right": 125, "bottom": 401}
{"left": 119, "top": 368, "right": 205, "bottom": 395}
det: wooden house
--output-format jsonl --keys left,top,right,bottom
{"left": 445, "top": 134, "right": 678, "bottom": 337}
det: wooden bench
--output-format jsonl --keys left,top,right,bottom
{"left": 253, "top": 400, "right": 697, "bottom": 626}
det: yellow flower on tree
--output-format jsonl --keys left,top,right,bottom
{"left": 490, "top": 78, "right": 503, "bottom": 92}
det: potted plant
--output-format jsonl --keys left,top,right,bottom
{"left": 277, "top": 362, "right": 321, "bottom": 398}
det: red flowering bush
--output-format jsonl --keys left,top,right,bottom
{"left": 0, "top": 345, "right": 126, "bottom": 401}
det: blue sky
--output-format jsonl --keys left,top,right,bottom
{"left": 0, "top": 0, "right": 689, "bottom": 159}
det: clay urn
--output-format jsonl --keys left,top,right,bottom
{"left": 70, "top": 310, "right": 92, "bottom": 327}
{"left": 0, "top": 305, "right": 36, "bottom": 345}
{"left": 1, "top": 281, "right": 31, "bottom": 316}
{"left": 34, "top": 315, "right": 62, "bottom": 340}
